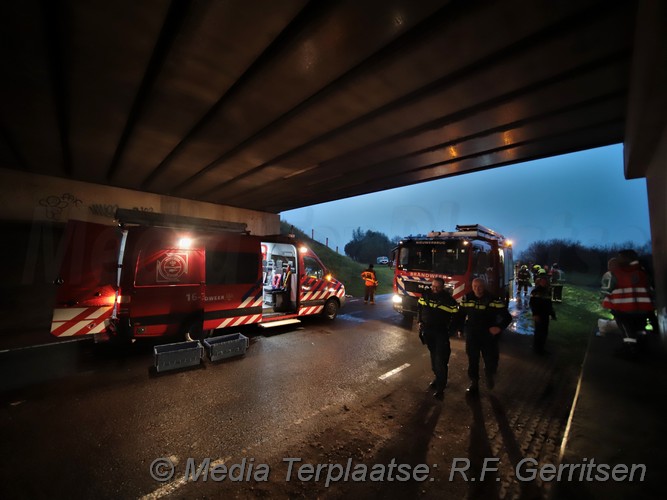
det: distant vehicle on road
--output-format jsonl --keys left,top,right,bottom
{"left": 376, "top": 256, "right": 389, "bottom": 265}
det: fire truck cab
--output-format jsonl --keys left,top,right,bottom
{"left": 50, "top": 210, "right": 346, "bottom": 341}
{"left": 391, "top": 224, "right": 513, "bottom": 317}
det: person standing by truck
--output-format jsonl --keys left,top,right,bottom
{"left": 517, "top": 265, "right": 532, "bottom": 296}
{"left": 455, "top": 278, "right": 512, "bottom": 394}
{"left": 361, "top": 264, "right": 378, "bottom": 304}
{"left": 600, "top": 257, "right": 620, "bottom": 298}
{"left": 417, "top": 277, "right": 459, "bottom": 400}
{"left": 530, "top": 276, "right": 557, "bottom": 354}
{"left": 549, "top": 263, "right": 564, "bottom": 303}
{"left": 602, "top": 249, "right": 657, "bottom": 339}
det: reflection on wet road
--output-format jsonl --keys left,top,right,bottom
{"left": 508, "top": 294, "right": 535, "bottom": 336}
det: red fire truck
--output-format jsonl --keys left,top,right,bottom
{"left": 50, "top": 209, "right": 346, "bottom": 341}
{"left": 391, "top": 224, "right": 513, "bottom": 318}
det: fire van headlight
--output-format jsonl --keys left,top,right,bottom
{"left": 392, "top": 294, "right": 403, "bottom": 304}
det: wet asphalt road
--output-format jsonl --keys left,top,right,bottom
{"left": 0, "top": 295, "right": 437, "bottom": 499}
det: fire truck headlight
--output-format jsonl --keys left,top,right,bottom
{"left": 325, "top": 274, "right": 332, "bottom": 281}
{"left": 392, "top": 294, "right": 403, "bottom": 304}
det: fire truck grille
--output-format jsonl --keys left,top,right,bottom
{"left": 404, "top": 280, "right": 431, "bottom": 294}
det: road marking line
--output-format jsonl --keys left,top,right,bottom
{"left": 141, "top": 475, "right": 188, "bottom": 500}
{"left": 294, "top": 403, "right": 333, "bottom": 426}
{"left": 378, "top": 363, "right": 410, "bottom": 380}
{"left": 558, "top": 336, "right": 592, "bottom": 462}
{"left": 141, "top": 456, "right": 230, "bottom": 499}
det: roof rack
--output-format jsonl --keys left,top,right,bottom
{"left": 415, "top": 225, "right": 505, "bottom": 241}
{"left": 455, "top": 224, "right": 504, "bottom": 240}
{"left": 114, "top": 208, "right": 249, "bottom": 234}
{"left": 405, "top": 225, "right": 507, "bottom": 243}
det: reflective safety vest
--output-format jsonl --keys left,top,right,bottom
{"left": 417, "top": 295, "right": 459, "bottom": 314}
{"left": 602, "top": 264, "right": 654, "bottom": 312}
{"left": 283, "top": 269, "right": 293, "bottom": 289}
{"left": 418, "top": 291, "right": 459, "bottom": 329}
{"left": 459, "top": 297, "right": 508, "bottom": 311}
{"left": 361, "top": 270, "right": 377, "bottom": 287}
{"left": 517, "top": 269, "right": 531, "bottom": 282}
{"left": 457, "top": 292, "right": 512, "bottom": 334}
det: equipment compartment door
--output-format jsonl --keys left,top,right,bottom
{"left": 130, "top": 246, "right": 205, "bottom": 337}
{"left": 203, "top": 234, "right": 263, "bottom": 330}
{"left": 51, "top": 220, "right": 122, "bottom": 338}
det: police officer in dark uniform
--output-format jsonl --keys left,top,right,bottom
{"left": 455, "top": 278, "right": 512, "bottom": 394}
{"left": 417, "top": 277, "right": 459, "bottom": 400}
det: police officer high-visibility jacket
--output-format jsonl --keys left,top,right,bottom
{"left": 455, "top": 291, "right": 512, "bottom": 334}
{"left": 602, "top": 262, "right": 654, "bottom": 313}
{"left": 417, "top": 290, "right": 459, "bottom": 330}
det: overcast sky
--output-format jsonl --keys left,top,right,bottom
{"left": 280, "top": 144, "right": 650, "bottom": 256}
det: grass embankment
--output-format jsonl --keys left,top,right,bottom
{"left": 280, "top": 222, "right": 394, "bottom": 297}
{"left": 301, "top": 242, "right": 394, "bottom": 297}
{"left": 546, "top": 284, "right": 611, "bottom": 367}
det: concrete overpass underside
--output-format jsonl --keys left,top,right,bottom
{"left": 0, "top": 0, "right": 666, "bottom": 339}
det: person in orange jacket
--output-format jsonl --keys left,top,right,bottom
{"left": 361, "top": 264, "right": 378, "bottom": 304}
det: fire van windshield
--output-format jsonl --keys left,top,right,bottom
{"left": 399, "top": 241, "right": 469, "bottom": 275}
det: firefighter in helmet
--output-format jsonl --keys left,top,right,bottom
{"left": 531, "top": 264, "right": 542, "bottom": 284}
{"left": 517, "top": 265, "right": 531, "bottom": 296}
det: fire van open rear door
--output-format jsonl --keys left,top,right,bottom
{"left": 50, "top": 220, "right": 122, "bottom": 338}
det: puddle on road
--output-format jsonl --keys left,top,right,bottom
{"left": 339, "top": 299, "right": 535, "bottom": 334}
{"left": 337, "top": 313, "right": 367, "bottom": 323}
{"left": 509, "top": 295, "right": 535, "bottom": 335}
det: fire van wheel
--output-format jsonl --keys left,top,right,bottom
{"left": 323, "top": 299, "right": 339, "bottom": 320}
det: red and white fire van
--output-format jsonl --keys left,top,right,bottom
{"left": 50, "top": 210, "right": 346, "bottom": 341}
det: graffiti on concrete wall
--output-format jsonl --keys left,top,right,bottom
{"left": 39, "top": 193, "right": 83, "bottom": 220}
{"left": 37, "top": 191, "right": 156, "bottom": 220}
{"left": 89, "top": 204, "right": 119, "bottom": 218}
{"left": 88, "top": 204, "right": 155, "bottom": 218}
